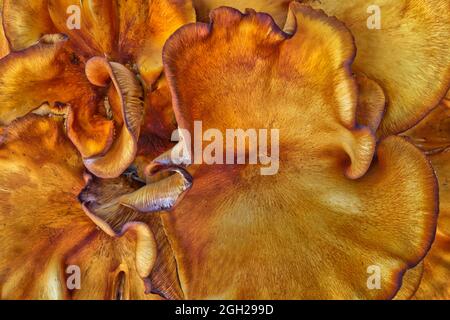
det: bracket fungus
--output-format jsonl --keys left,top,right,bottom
{"left": 159, "top": 4, "right": 438, "bottom": 299}
{"left": 0, "top": 0, "right": 449, "bottom": 300}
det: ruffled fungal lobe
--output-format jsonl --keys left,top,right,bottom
{"left": 160, "top": 4, "right": 438, "bottom": 299}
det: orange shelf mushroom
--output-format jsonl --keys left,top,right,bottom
{"left": 0, "top": 0, "right": 449, "bottom": 301}
{"left": 156, "top": 4, "right": 438, "bottom": 299}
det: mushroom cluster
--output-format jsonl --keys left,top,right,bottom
{"left": 0, "top": 0, "right": 449, "bottom": 300}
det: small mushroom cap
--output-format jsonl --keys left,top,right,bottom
{"left": 82, "top": 57, "right": 145, "bottom": 179}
